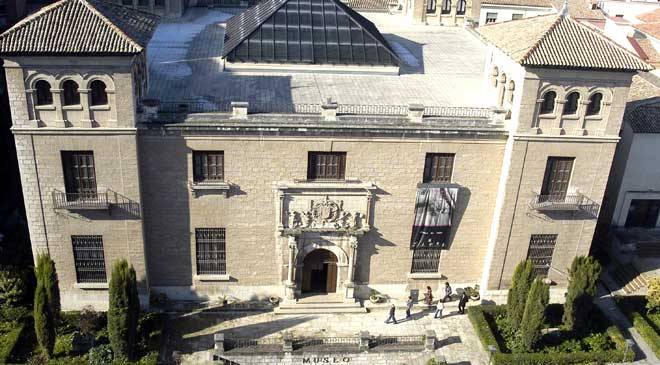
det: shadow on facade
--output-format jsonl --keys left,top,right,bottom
{"left": 445, "top": 185, "right": 471, "bottom": 250}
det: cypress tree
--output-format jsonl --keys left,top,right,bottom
{"left": 519, "top": 278, "right": 549, "bottom": 351}
{"left": 36, "top": 253, "right": 61, "bottom": 322}
{"left": 34, "top": 281, "right": 55, "bottom": 357}
{"left": 563, "top": 256, "right": 601, "bottom": 333}
{"left": 507, "top": 260, "right": 535, "bottom": 331}
{"left": 108, "top": 259, "right": 140, "bottom": 360}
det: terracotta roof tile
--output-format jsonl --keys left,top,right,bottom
{"left": 635, "top": 23, "right": 660, "bottom": 40}
{"left": 551, "top": 0, "right": 604, "bottom": 20}
{"left": 0, "top": 0, "right": 159, "bottom": 55}
{"left": 637, "top": 8, "right": 660, "bottom": 24}
{"left": 476, "top": 14, "right": 652, "bottom": 71}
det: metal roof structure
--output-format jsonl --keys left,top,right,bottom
{"left": 221, "top": 0, "right": 399, "bottom": 67}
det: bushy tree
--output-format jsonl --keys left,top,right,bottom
{"left": 0, "top": 267, "right": 27, "bottom": 307}
{"left": 33, "top": 281, "right": 55, "bottom": 357}
{"left": 108, "top": 259, "right": 140, "bottom": 360}
{"left": 507, "top": 260, "right": 535, "bottom": 331}
{"left": 563, "top": 256, "right": 601, "bottom": 333}
{"left": 35, "top": 254, "right": 60, "bottom": 321}
{"left": 519, "top": 278, "right": 549, "bottom": 351}
{"left": 647, "top": 278, "right": 660, "bottom": 313}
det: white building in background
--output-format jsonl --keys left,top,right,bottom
{"left": 478, "top": 0, "right": 554, "bottom": 25}
{"left": 597, "top": 0, "right": 660, "bottom": 20}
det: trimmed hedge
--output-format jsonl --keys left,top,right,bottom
{"left": 616, "top": 296, "right": 660, "bottom": 359}
{"left": 0, "top": 322, "right": 25, "bottom": 363}
{"left": 468, "top": 305, "right": 628, "bottom": 365}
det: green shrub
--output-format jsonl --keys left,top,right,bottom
{"left": 0, "top": 267, "right": 29, "bottom": 307}
{"left": 563, "top": 256, "right": 601, "bottom": 333}
{"left": 34, "top": 281, "right": 55, "bottom": 357}
{"left": 79, "top": 306, "right": 104, "bottom": 336}
{"left": 54, "top": 332, "right": 75, "bottom": 357}
{"left": 0, "top": 305, "right": 30, "bottom": 323}
{"left": 507, "top": 260, "right": 534, "bottom": 331}
{"left": 467, "top": 305, "right": 504, "bottom": 352}
{"left": 616, "top": 296, "right": 660, "bottom": 359}
{"left": 647, "top": 278, "right": 660, "bottom": 313}
{"left": 0, "top": 321, "right": 25, "bottom": 363}
{"left": 108, "top": 260, "right": 140, "bottom": 361}
{"left": 519, "top": 278, "right": 549, "bottom": 351}
{"left": 135, "top": 352, "right": 159, "bottom": 365}
{"left": 35, "top": 254, "right": 61, "bottom": 322}
{"left": 89, "top": 344, "right": 114, "bottom": 365}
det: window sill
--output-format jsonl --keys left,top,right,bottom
{"left": 35, "top": 105, "right": 56, "bottom": 111}
{"left": 90, "top": 105, "right": 111, "bottom": 111}
{"left": 584, "top": 115, "right": 602, "bottom": 121}
{"left": 538, "top": 113, "right": 556, "bottom": 119}
{"left": 194, "top": 274, "right": 231, "bottom": 282}
{"left": 75, "top": 282, "right": 108, "bottom": 290}
{"left": 62, "top": 105, "right": 83, "bottom": 111}
{"left": 407, "top": 273, "right": 445, "bottom": 279}
{"left": 190, "top": 181, "right": 231, "bottom": 197}
{"left": 561, "top": 115, "right": 580, "bottom": 121}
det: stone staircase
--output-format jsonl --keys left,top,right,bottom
{"left": 610, "top": 263, "right": 649, "bottom": 294}
{"left": 274, "top": 300, "right": 367, "bottom": 314}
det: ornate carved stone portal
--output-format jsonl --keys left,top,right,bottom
{"left": 275, "top": 181, "right": 376, "bottom": 302}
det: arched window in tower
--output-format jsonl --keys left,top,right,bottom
{"left": 441, "top": 0, "right": 451, "bottom": 14}
{"left": 456, "top": 0, "right": 466, "bottom": 15}
{"left": 90, "top": 80, "right": 108, "bottom": 106}
{"left": 62, "top": 80, "right": 80, "bottom": 106}
{"left": 427, "top": 0, "right": 436, "bottom": 13}
{"left": 35, "top": 80, "right": 53, "bottom": 106}
{"left": 586, "top": 92, "right": 603, "bottom": 116}
{"left": 508, "top": 80, "right": 515, "bottom": 104}
{"left": 540, "top": 91, "right": 556, "bottom": 114}
{"left": 563, "top": 91, "right": 580, "bottom": 115}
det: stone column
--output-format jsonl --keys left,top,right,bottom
{"left": 51, "top": 89, "right": 66, "bottom": 127}
{"left": 79, "top": 88, "right": 93, "bottom": 128}
{"left": 285, "top": 236, "right": 298, "bottom": 301}
{"left": 344, "top": 236, "right": 359, "bottom": 301}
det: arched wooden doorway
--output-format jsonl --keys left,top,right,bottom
{"left": 301, "top": 249, "right": 338, "bottom": 294}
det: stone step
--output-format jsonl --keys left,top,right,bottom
{"left": 274, "top": 306, "right": 368, "bottom": 315}
{"left": 612, "top": 263, "right": 648, "bottom": 294}
{"left": 278, "top": 301, "right": 363, "bottom": 309}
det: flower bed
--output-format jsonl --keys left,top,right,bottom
{"left": 615, "top": 295, "right": 660, "bottom": 359}
{"left": 468, "top": 304, "right": 629, "bottom": 365}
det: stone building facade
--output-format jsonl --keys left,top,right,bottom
{"left": 0, "top": 0, "right": 652, "bottom": 309}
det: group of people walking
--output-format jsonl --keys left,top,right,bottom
{"left": 385, "top": 282, "right": 470, "bottom": 325}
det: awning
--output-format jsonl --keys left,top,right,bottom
{"left": 410, "top": 186, "right": 458, "bottom": 249}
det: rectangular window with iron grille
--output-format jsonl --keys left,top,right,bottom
{"left": 72, "top": 235, "right": 107, "bottom": 283}
{"left": 411, "top": 248, "right": 442, "bottom": 273}
{"left": 423, "top": 153, "right": 454, "bottom": 183}
{"left": 193, "top": 151, "right": 225, "bottom": 182}
{"left": 61, "top": 151, "right": 97, "bottom": 200}
{"left": 527, "top": 234, "right": 558, "bottom": 277}
{"left": 308, "top": 152, "right": 346, "bottom": 180}
{"left": 196, "top": 228, "right": 227, "bottom": 275}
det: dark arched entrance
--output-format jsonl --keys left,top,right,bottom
{"left": 301, "top": 249, "right": 338, "bottom": 294}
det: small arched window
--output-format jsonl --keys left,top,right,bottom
{"left": 456, "top": 0, "right": 466, "bottom": 15}
{"left": 491, "top": 66, "right": 499, "bottom": 88}
{"left": 508, "top": 80, "right": 515, "bottom": 104}
{"left": 441, "top": 0, "right": 451, "bottom": 14}
{"left": 563, "top": 91, "right": 580, "bottom": 115}
{"left": 586, "top": 92, "right": 603, "bottom": 116}
{"left": 35, "top": 80, "right": 53, "bottom": 106}
{"left": 426, "top": 0, "right": 436, "bottom": 13}
{"left": 540, "top": 91, "right": 556, "bottom": 114}
{"left": 62, "top": 80, "right": 80, "bottom": 106}
{"left": 90, "top": 80, "right": 108, "bottom": 106}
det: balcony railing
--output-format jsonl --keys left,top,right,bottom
{"left": 529, "top": 193, "right": 600, "bottom": 216}
{"left": 52, "top": 190, "right": 112, "bottom": 210}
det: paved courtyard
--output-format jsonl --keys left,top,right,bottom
{"left": 162, "top": 303, "right": 490, "bottom": 364}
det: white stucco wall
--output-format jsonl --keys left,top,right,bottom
{"left": 598, "top": 0, "right": 660, "bottom": 22}
{"left": 478, "top": 4, "right": 554, "bottom": 25}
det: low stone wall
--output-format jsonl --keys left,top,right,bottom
{"left": 215, "top": 352, "right": 438, "bottom": 365}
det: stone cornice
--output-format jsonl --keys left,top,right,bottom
{"left": 11, "top": 127, "right": 137, "bottom": 135}
{"left": 512, "top": 134, "right": 620, "bottom": 143}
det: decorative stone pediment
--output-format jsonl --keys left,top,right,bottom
{"left": 275, "top": 181, "right": 376, "bottom": 233}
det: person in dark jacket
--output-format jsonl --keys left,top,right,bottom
{"left": 406, "top": 296, "right": 414, "bottom": 318}
{"left": 424, "top": 286, "right": 434, "bottom": 308}
{"left": 442, "top": 282, "right": 452, "bottom": 303}
{"left": 385, "top": 304, "right": 397, "bottom": 324}
{"left": 458, "top": 291, "right": 469, "bottom": 314}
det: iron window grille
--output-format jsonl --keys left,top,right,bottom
{"left": 61, "top": 151, "right": 97, "bottom": 201}
{"left": 193, "top": 151, "right": 225, "bottom": 182}
{"left": 410, "top": 248, "right": 442, "bottom": 273}
{"left": 307, "top": 152, "right": 346, "bottom": 180}
{"left": 423, "top": 153, "right": 454, "bottom": 183}
{"left": 527, "top": 234, "right": 558, "bottom": 277}
{"left": 196, "top": 228, "right": 227, "bottom": 275}
{"left": 72, "top": 235, "right": 107, "bottom": 283}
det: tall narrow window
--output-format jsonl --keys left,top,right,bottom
{"left": 72, "top": 235, "right": 107, "bottom": 283}
{"left": 540, "top": 91, "right": 556, "bottom": 114}
{"left": 441, "top": 0, "right": 451, "bottom": 14}
{"left": 586, "top": 92, "right": 603, "bottom": 116}
{"left": 196, "top": 228, "right": 227, "bottom": 275}
{"left": 527, "top": 234, "right": 557, "bottom": 277}
{"left": 456, "top": 0, "right": 466, "bottom": 15}
{"left": 540, "top": 157, "right": 574, "bottom": 201}
{"left": 62, "top": 80, "right": 80, "bottom": 106}
{"left": 193, "top": 151, "right": 225, "bottom": 182}
{"left": 411, "top": 248, "right": 442, "bottom": 273}
{"left": 563, "top": 92, "right": 580, "bottom": 115}
{"left": 90, "top": 80, "right": 108, "bottom": 106}
{"left": 508, "top": 80, "right": 515, "bottom": 104}
{"left": 35, "top": 80, "right": 53, "bottom": 105}
{"left": 423, "top": 153, "right": 454, "bottom": 183}
{"left": 61, "top": 151, "right": 97, "bottom": 200}
{"left": 426, "top": 0, "right": 436, "bottom": 13}
{"left": 308, "top": 152, "right": 346, "bottom": 180}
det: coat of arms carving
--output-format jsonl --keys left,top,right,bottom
{"left": 287, "top": 195, "right": 364, "bottom": 230}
